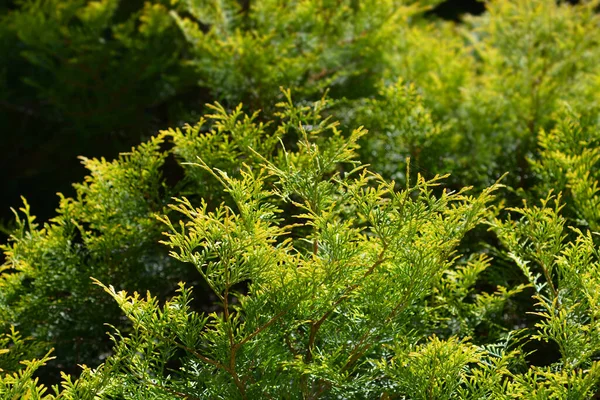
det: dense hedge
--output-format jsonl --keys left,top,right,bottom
{"left": 2, "top": 0, "right": 600, "bottom": 398}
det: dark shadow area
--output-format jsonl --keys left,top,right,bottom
{"left": 428, "top": 0, "right": 486, "bottom": 21}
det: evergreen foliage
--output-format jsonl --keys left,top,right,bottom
{"left": 3, "top": 0, "right": 600, "bottom": 398}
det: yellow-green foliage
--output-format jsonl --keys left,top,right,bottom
{"left": 530, "top": 108, "right": 600, "bottom": 230}
{"left": 3, "top": 0, "right": 600, "bottom": 398}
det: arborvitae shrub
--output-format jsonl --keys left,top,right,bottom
{"left": 3, "top": 0, "right": 600, "bottom": 398}
{"left": 3, "top": 93, "right": 600, "bottom": 398}
{"left": 2, "top": 95, "right": 515, "bottom": 398}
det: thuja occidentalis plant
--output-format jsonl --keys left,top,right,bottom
{"left": 4, "top": 91, "right": 600, "bottom": 398}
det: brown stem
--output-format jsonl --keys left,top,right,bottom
{"left": 340, "top": 290, "right": 411, "bottom": 374}
{"left": 540, "top": 260, "right": 558, "bottom": 300}
{"left": 224, "top": 287, "right": 230, "bottom": 322}
{"left": 230, "top": 370, "right": 248, "bottom": 400}
{"left": 306, "top": 249, "right": 388, "bottom": 363}
{"left": 161, "top": 326, "right": 247, "bottom": 399}
{"left": 340, "top": 331, "right": 372, "bottom": 374}
{"left": 237, "top": 306, "right": 291, "bottom": 348}
{"left": 302, "top": 249, "right": 389, "bottom": 398}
